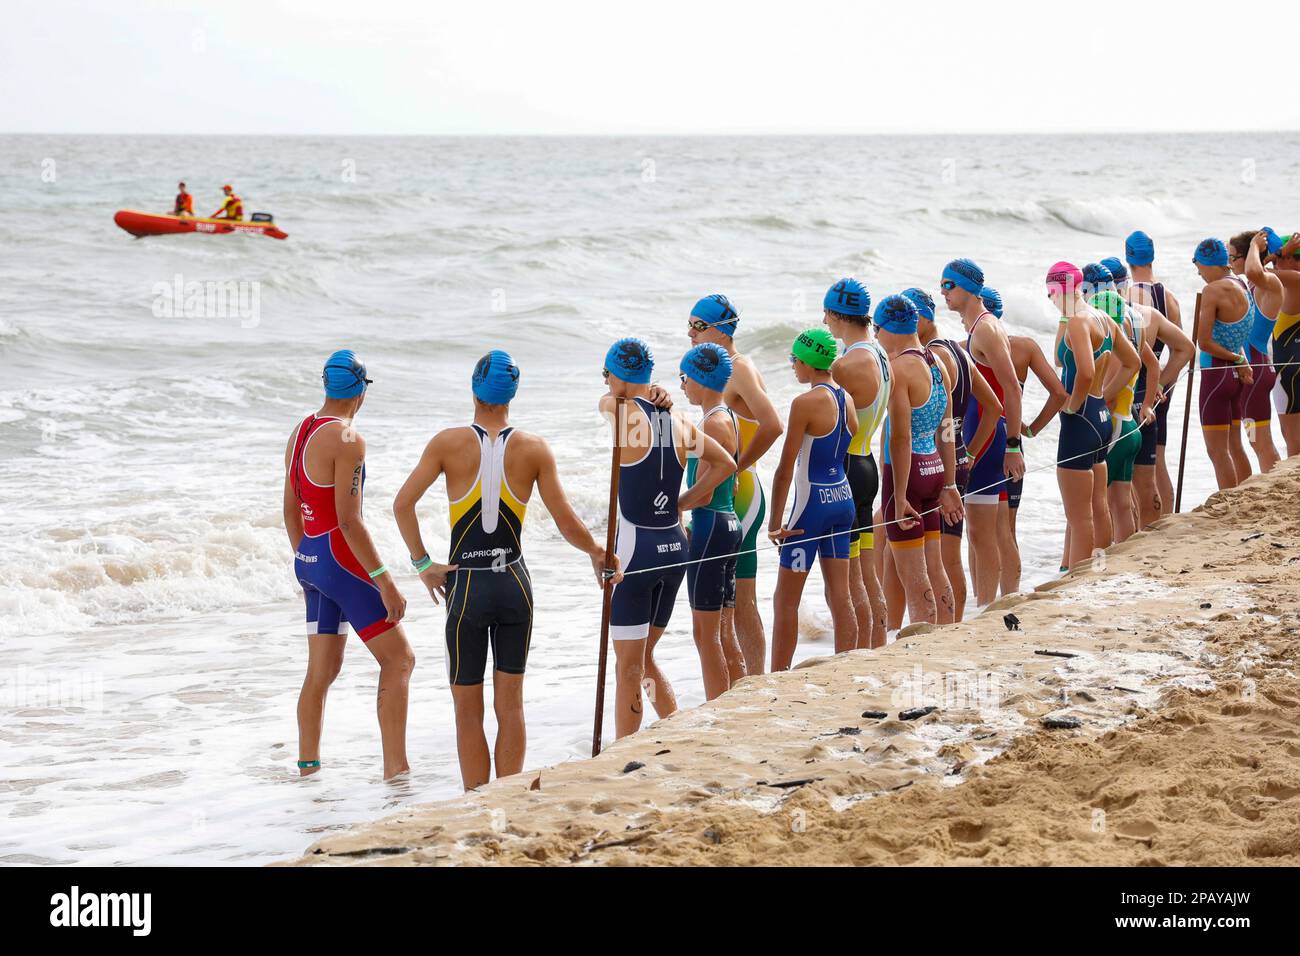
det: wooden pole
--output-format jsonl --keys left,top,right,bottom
{"left": 591, "top": 397, "right": 624, "bottom": 757}
{"left": 1174, "top": 291, "right": 1202, "bottom": 514}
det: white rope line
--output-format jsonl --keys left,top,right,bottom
{"left": 1192, "top": 356, "right": 1300, "bottom": 370}
{"left": 615, "top": 352, "right": 1296, "bottom": 578}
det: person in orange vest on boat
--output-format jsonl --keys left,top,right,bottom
{"left": 173, "top": 182, "right": 194, "bottom": 217}
{"left": 213, "top": 185, "right": 244, "bottom": 221}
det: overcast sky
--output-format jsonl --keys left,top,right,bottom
{"left": 5, "top": 0, "right": 1297, "bottom": 135}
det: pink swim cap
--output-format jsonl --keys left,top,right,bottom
{"left": 1046, "top": 261, "right": 1083, "bottom": 297}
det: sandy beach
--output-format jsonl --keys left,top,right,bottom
{"left": 285, "top": 458, "right": 1300, "bottom": 867}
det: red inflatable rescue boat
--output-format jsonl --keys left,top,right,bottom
{"left": 113, "top": 210, "right": 288, "bottom": 240}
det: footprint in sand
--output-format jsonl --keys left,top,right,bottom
{"left": 1115, "top": 819, "right": 1158, "bottom": 838}
{"left": 1260, "top": 781, "right": 1300, "bottom": 801}
{"left": 1093, "top": 790, "right": 1139, "bottom": 811}
{"left": 948, "top": 819, "right": 992, "bottom": 843}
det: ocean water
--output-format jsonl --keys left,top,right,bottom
{"left": 2, "top": 133, "right": 1297, "bottom": 865}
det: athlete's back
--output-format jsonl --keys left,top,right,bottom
{"left": 830, "top": 344, "right": 884, "bottom": 426}
{"left": 793, "top": 382, "right": 857, "bottom": 459}
{"left": 434, "top": 424, "right": 541, "bottom": 515}
{"left": 722, "top": 352, "right": 768, "bottom": 426}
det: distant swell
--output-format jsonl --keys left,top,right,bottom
{"left": 941, "top": 195, "right": 1195, "bottom": 236}
{"left": 703, "top": 214, "right": 801, "bottom": 232}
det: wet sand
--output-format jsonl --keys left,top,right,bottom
{"left": 286, "top": 458, "right": 1300, "bottom": 866}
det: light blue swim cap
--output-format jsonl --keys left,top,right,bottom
{"left": 1261, "top": 226, "right": 1285, "bottom": 257}
{"left": 605, "top": 337, "right": 655, "bottom": 384}
{"left": 690, "top": 294, "right": 740, "bottom": 337}
{"left": 1125, "top": 230, "right": 1155, "bottom": 266}
{"left": 942, "top": 258, "right": 985, "bottom": 296}
{"left": 679, "top": 343, "right": 733, "bottom": 392}
{"left": 901, "top": 287, "right": 935, "bottom": 321}
{"left": 1082, "top": 262, "right": 1115, "bottom": 293}
{"left": 823, "top": 278, "right": 871, "bottom": 318}
{"left": 874, "top": 294, "right": 919, "bottom": 335}
{"left": 979, "top": 287, "right": 1004, "bottom": 318}
{"left": 322, "top": 350, "right": 370, "bottom": 399}
{"left": 472, "top": 350, "right": 520, "bottom": 405}
{"left": 1100, "top": 256, "right": 1128, "bottom": 284}
{"left": 1193, "top": 237, "right": 1229, "bottom": 268}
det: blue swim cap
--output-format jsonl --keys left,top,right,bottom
{"left": 901, "top": 287, "right": 935, "bottom": 321}
{"left": 823, "top": 278, "right": 871, "bottom": 318}
{"left": 322, "top": 349, "right": 371, "bottom": 399}
{"left": 472, "top": 349, "right": 520, "bottom": 405}
{"left": 1100, "top": 256, "right": 1128, "bottom": 284}
{"left": 1261, "top": 226, "right": 1285, "bottom": 257}
{"left": 679, "top": 343, "right": 733, "bottom": 392}
{"left": 942, "top": 258, "right": 985, "bottom": 296}
{"left": 605, "top": 337, "right": 655, "bottom": 384}
{"left": 1193, "top": 237, "right": 1229, "bottom": 268}
{"left": 1125, "top": 230, "right": 1155, "bottom": 266}
{"left": 979, "top": 287, "right": 1004, "bottom": 318}
{"left": 874, "top": 294, "right": 919, "bottom": 335}
{"left": 1082, "top": 262, "right": 1115, "bottom": 293}
{"left": 690, "top": 294, "right": 740, "bottom": 337}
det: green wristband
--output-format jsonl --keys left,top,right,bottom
{"left": 368, "top": 565, "right": 389, "bottom": 580}
{"left": 412, "top": 555, "right": 434, "bottom": 573}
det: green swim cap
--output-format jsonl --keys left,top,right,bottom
{"left": 792, "top": 328, "right": 838, "bottom": 370}
{"left": 1090, "top": 290, "right": 1126, "bottom": 324}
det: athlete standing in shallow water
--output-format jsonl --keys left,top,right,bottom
{"left": 1229, "top": 230, "right": 1282, "bottom": 473}
{"left": 393, "top": 351, "right": 617, "bottom": 790}
{"left": 1001, "top": 285, "right": 1069, "bottom": 577}
{"left": 1088, "top": 281, "right": 1158, "bottom": 544}
{"left": 941, "top": 259, "right": 1024, "bottom": 606}
{"left": 1193, "top": 237, "right": 1255, "bottom": 490}
{"left": 679, "top": 343, "right": 747, "bottom": 696}
{"left": 823, "top": 278, "right": 890, "bottom": 649}
{"left": 877, "top": 295, "right": 963, "bottom": 625}
{"left": 1050, "top": 263, "right": 1126, "bottom": 571}
{"left": 977, "top": 287, "right": 1027, "bottom": 595}
{"left": 1124, "top": 230, "right": 1185, "bottom": 518}
{"left": 911, "top": 286, "right": 998, "bottom": 621}
{"left": 284, "top": 350, "right": 417, "bottom": 780}
{"left": 687, "top": 295, "right": 782, "bottom": 674}
{"left": 1109, "top": 254, "right": 1193, "bottom": 531}
{"left": 1267, "top": 232, "right": 1300, "bottom": 456}
{"left": 601, "top": 337, "right": 735, "bottom": 738}
{"left": 769, "top": 329, "right": 858, "bottom": 669}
